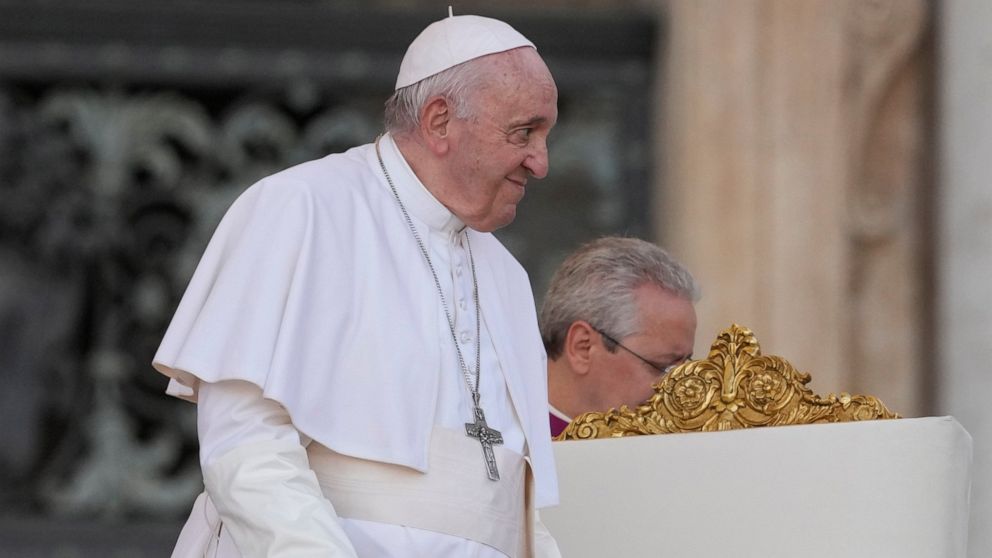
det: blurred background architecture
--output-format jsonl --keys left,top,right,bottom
{"left": 0, "top": 1, "right": 989, "bottom": 556}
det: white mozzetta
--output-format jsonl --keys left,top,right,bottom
{"left": 153, "top": 133, "right": 557, "bottom": 507}
{"left": 154, "top": 137, "right": 557, "bottom": 507}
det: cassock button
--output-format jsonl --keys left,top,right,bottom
{"left": 455, "top": 265, "right": 463, "bottom": 277}
{"left": 460, "top": 331, "right": 471, "bottom": 344}
{"left": 459, "top": 299, "right": 467, "bottom": 311}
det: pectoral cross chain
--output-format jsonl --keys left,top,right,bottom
{"left": 465, "top": 406, "right": 503, "bottom": 481}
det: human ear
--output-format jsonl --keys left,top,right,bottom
{"left": 418, "top": 96, "right": 451, "bottom": 155}
{"left": 564, "top": 321, "right": 595, "bottom": 375}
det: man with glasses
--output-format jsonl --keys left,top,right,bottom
{"left": 539, "top": 237, "right": 699, "bottom": 437}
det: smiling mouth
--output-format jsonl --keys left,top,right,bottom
{"left": 507, "top": 177, "right": 527, "bottom": 188}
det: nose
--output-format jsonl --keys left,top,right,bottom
{"left": 524, "top": 137, "right": 550, "bottom": 179}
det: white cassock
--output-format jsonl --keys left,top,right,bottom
{"left": 153, "top": 133, "right": 560, "bottom": 557}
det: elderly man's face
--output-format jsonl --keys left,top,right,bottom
{"left": 588, "top": 284, "right": 697, "bottom": 411}
{"left": 444, "top": 48, "right": 558, "bottom": 232}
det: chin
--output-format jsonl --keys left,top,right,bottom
{"left": 492, "top": 208, "right": 518, "bottom": 231}
{"left": 467, "top": 204, "right": 518, "bottom": 232}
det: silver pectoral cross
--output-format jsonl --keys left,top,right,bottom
{"left": 465, "top": 405, "right": 503, "bottom": 481}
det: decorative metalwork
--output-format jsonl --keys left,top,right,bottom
{"left": 0, "top": 85, "right": 385, "bottom": 520}
{"left": 557, "top": 324, "right": 899, "bottom": 440}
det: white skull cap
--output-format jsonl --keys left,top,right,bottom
{"left": 395, "top": 14, "right": 535, "bottom": 90}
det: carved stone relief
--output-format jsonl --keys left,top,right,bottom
{"left": 842, "top": 0, "right": 931, "bottom": 412}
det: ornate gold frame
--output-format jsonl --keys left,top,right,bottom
{"left": 556, "top": 324, "right": 898, "bottom": 440}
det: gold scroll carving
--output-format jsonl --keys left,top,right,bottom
{"left": 557, "top": 324, "right": 899, "bottom": 441}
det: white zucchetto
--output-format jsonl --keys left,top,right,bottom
{"left": 395, "top": 14, "right": 536, "bottom": 90}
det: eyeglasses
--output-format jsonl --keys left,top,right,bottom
{"left": 592, "top": 326, "right": 687, "bottom": 375}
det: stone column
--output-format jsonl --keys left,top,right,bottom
{"left": 655, "top": 0, "right": 931, "bottom": 415}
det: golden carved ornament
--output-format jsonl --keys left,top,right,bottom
{"left": 556, "top": 324, "right": 899, "bottom": 441}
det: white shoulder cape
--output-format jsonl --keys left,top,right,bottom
{"left": 153, "top": 141, "right": 558, "bottom": 508}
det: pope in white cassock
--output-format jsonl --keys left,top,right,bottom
{"left": 152, "top": 12, "right": 562, "bottom": 558}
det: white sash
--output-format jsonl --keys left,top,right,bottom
{"left": 171, "top": 427, "right": 535, "bottom": 557}
{"left": 308, "top": 427, "right": 532, "bottom": 557}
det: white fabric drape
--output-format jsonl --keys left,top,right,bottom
{"left": 153, "top": 134, "right": 556, "bottom": 506}
{"left": 157, "top": 133, "right": 558, "bottom": 555}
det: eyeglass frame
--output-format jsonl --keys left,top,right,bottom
{"left": 591, "top": 325, "right": 688, "bottom": 375}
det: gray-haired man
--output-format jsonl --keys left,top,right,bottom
{"left": 540, "top": 237, "right": 699, "bottom": 437}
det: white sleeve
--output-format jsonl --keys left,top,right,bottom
{"left": 197, "top": 380, "right": 358, "bottom": 557}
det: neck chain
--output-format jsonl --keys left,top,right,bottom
{"left": 374, "top": 136, "right": 504, "bottom": 481}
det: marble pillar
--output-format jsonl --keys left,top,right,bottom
{"left": 656, "top": 0, "right": 931, "bottom": 416}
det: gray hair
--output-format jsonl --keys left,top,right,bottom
{"left": 539, "top": 236, "right": 700, "bottom": 359}
{"left": 384, "top": 56, "right": 491, "bottom": 135}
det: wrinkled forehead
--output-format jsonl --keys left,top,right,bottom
{"left": 483, "top": 47, "right": 555, "bottom": 84}
{"left": 468, "top": 48, "right": 558, "bottom": 112}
